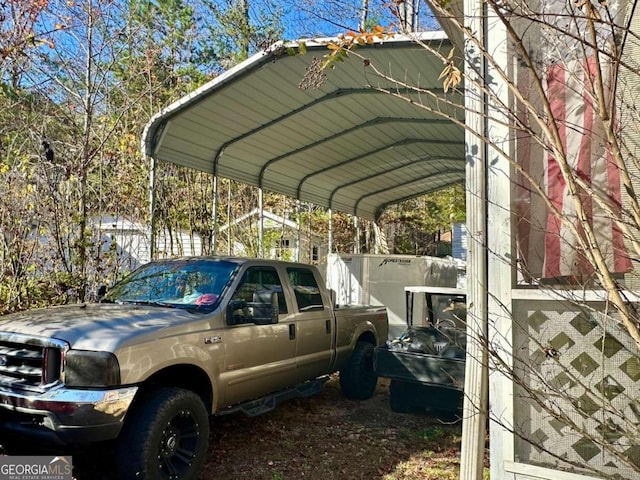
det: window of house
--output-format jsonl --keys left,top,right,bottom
{"left": 278, "top": 238, "right": 290, "bottom": 248}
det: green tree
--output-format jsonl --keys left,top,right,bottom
{"left": 202, "top": 0, "right": 284, "bottom": 68}
{"left": 379, "top": 184, "right": 465, "bottom": 256}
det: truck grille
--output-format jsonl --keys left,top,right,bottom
{"left": 0, "top": 338, "right": 64, "bottom": 390}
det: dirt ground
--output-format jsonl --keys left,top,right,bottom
{"left": 72, "top": 375, "right": 467, "bottom": 480}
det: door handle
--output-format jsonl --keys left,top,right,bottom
{"left": 289, "top": 323, "right": 296, "bottom": 340}
{"left": 325, "top": 319, "right": 331, "bottom": 334}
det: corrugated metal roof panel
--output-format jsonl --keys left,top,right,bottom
{"left": 143, "top": 32, "right": 464, "bottom": 220}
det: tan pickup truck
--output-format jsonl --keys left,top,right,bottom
{"left": 0, "top": 256, "right": 388, "bottom": 479}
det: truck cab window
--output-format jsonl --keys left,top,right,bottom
{"left": 287, "top": 267, "right": 324, "bottom": 312}
{"left": 231, "top": 266, "right": 288, "bottom": 317}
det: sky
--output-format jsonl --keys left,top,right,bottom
{"left": 277, "top": 0, "right": 440, "bottom": 40}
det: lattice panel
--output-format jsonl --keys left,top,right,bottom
{"left": 512, "top": 300, "right": 640, "bottom": 479}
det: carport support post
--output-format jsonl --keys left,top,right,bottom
{"left": 296, "top": 200, "right": 301, "bottom": 262}
{"left": 258, "top": 187, "right": 264, "bottom": 257}
{"left": 353, "top": 216, "right": 360, "bottom": 254}
{"left": 227, "top": 181, "right": 232, "bottom": 255}
{"left": 212, "top": 175, "right": 218, "bottom": 254}
{"left": 148, "top": 155, "right": 157, "bottom": 261}
{"left": 328, "top": 208, "right": 333, "bottom": 255}
{"left": 460, "top": 0, "right": 489, "bottom": 478}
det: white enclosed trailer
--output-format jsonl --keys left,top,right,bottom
{"left": 325, "top": 253, "right": 459, "bottom": 338}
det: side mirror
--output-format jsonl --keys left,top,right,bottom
{"left": 329, "top": 289, "right": 337, "bottom": 308}
{"left": 226, "top": 293, "right": 279, "bottom": 326}
{"left": 270, "top": 291, "right": 279, "bottom": 324}
{"left": 226, "top": 299, "right": 248, "bottom": 325}
{"left": 252, "top": 291, "right": 279, "bottom": 325}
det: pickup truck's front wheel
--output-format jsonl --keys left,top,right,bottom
{"left": 116, "top": 387, "right": 210, "bottom": 480}
{"left": 340, "top": 341, "right": 377, "bottom": 400}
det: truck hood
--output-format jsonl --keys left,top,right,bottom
{"left": 0, "top": 304, "right": 212, "bottom": 351}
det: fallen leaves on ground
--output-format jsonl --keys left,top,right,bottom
{"left": 200, "top": 376, "right": 465, "bottom": 480}
{"left": 72, "top": 376, "right": 471, "bottom": 480}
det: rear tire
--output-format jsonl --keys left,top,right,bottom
{"left": 340, "top": 341, "right": 377, "bottom": 400}
{"left": 116, "top": 387, "right": 210, "bottom": 480}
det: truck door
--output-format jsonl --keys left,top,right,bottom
{"left": 286, "top": 266, "right": 334, "bottom": 381}
{"left": 221, "top": 266, "right": 296, "bottom": 406}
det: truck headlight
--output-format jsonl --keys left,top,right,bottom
{"left": 64, "top": 350, "right": 121, "bottom": 387}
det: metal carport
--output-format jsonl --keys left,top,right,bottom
{"left": 141, "top": 29, "right": 486, "bottom": 479}
{"left": 142, "top": 31, "right": 465, "bottom": 253}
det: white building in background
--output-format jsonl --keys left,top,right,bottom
{"left": 95, "top": 209, "right": 327, "bottom": 268}
{"left": 218, "top": 208, "right": 326, "bottom": 264}
{"left": 93, "top": 215, "right": 204, "bottom": 269}
{"left": 93, "top": 216, "right": 150, "bottom": 271}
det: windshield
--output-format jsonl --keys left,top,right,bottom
{"left": 104, "top": 259, "right": 238, "bottom": 310}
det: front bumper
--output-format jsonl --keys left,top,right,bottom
{"left": 0, "top": 385, "right": 138, "bottom": 446}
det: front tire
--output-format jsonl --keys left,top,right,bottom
{"left": 116, "top": 387, "right": 210, "bottom": 480}
{"left": 340, "top": 341, "right": 377, "bottom": 400}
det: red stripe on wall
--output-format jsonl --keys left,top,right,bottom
{"left": 544, "top": 63, "right": 568, "bottom": 278}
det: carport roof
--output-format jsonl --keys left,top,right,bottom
{"left": 142, "top": 31, "right": 464, "bottom": 221}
